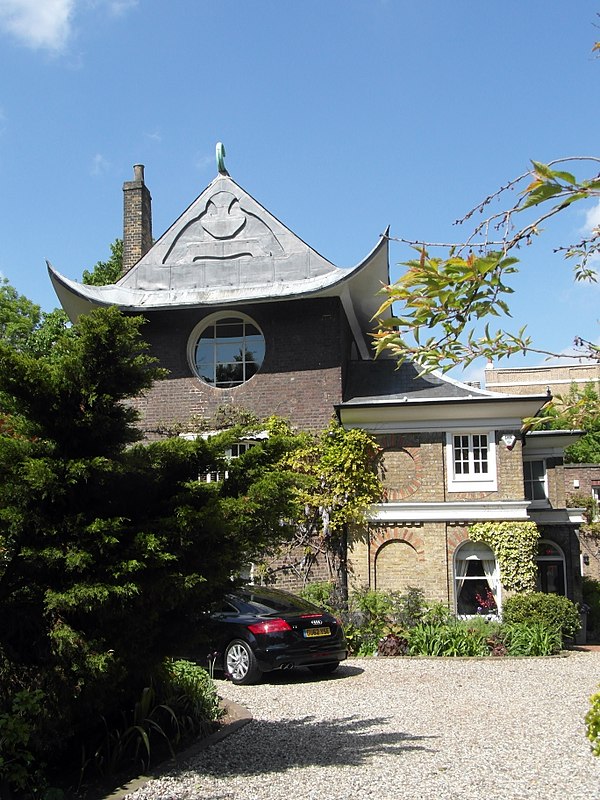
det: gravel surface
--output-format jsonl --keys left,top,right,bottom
{"left": 124, "top": 653, "right": 600, "bottom": 800}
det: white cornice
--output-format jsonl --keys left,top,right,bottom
{"left": 342, "top": 417, "right": 526, "bottom": 434}
{"left": 369, "top": 501, "right": 531, "bottom": 523}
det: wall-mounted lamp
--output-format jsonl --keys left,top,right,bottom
{"left": 573, "top": 479, "right": 580, "bottom": 489}
{"left": 501, "top": 433, "right": 517, "bottom": 451}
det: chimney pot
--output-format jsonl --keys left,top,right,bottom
{"left": 133, "top": 164, "right": 145, "bottom": 182}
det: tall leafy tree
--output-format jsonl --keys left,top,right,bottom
{"left": 538, "top": 383, "right": 600, "bottom": 463}
{"left": 0, "top": 278, "right": 41, "bottom": 349}
{"left": 82, "top": 238, "right": 123, "bottom": 285}
{"left": 0, "top": 307, "right": 303, "bottom": 782}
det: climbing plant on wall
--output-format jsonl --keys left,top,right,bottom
{"left": 469, "top": 521, "right": 540, "bottom": 593}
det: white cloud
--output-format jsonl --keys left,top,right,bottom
{"left": 105, "top": 0, "right": 137, "bottom": 16}
{"left": 0, "top": 0, "right": 75, "bottom": 51}
{"left": 90, "top": 152, "right": 110, "bottom": 176}
{"left": 580, "top": 199, "right": 600, "bottom": 237}
{"left": 0, "top": 0, "right": 137, "bottom": 52}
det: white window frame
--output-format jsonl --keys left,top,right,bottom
{"left": 523, "top": 457, "right": 549, "bottom": 507}
{"left": 187, "top": 312, "right": 265, "bottom": 389}
{"left": 445, "top": 430, "right": 497, "bottom": 493}
{"left": 205, "top": 440, "right": 257, "bottom": 483}
{"left": 454, "top": 541, "right": 501, "bottom": 618}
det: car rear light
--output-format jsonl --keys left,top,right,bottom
{"left": 300, "top": 613, "right": 322, "bottom": 618}
{"left": 247, "top": 619, "right": 292, "bottom": 634}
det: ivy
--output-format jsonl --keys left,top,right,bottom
{"left": 469, "top": 521, "right": 540, "bottom": 593}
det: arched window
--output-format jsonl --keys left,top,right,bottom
{"left": 454, "top": 541, "right": 499, "bottom": 616}
{"left": 188, "top": 314, "right": 265, "bottom": 388}
{"left": 536, "top": 539, "right": 566, "bottom": 596}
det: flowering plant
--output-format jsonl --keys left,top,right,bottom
{"left": 475, "top": 589, "right": 497, "bottom": 614}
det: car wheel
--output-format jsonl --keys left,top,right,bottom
{"left": 225, "top": 639, "right": 263, "bottom": 685}
{"left": 308, "top": 661, "right": 340, "bottom": 676}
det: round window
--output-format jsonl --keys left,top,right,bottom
{"left": 189, "top": 315, "right": 265, "bottom": 388}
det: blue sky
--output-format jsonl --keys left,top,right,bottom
{"left": 0, "top": 1, "right": 598, "bottom": 381}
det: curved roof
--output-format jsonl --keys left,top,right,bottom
{"left": 48, "top": 173, "right": 390, "bottom": 356}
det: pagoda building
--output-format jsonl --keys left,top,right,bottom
{"left": 48, "top": 148, "right": 584, "bottom": 615}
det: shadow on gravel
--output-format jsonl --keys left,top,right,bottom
{"left": 190, "top": 715, "right": 436, "bottom": 777}
{"left": 258, "top": 663, "right": 364, "bottom": 685}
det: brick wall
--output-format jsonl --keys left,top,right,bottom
{"left": 348, "top": 521, "right": 455, "bottom": 605}
{"left": 130, "top": 297, "right": 351, "bottom": 433}
{"left": 122, "top": 166, "right": 153, "bottom": 275}
{"left": 375, "top": 430, "right": 526, "bottom": 504}
{"left": 485, "top": 363, "right": 600, "bottom": 397}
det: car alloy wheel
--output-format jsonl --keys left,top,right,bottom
{"left": 225, "top": 639, "right": 262, "bottom": 685}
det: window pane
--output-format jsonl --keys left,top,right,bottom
{"left": 454, "top": 435, "right": 469, "bottom": 474}
{"left": 456, "top": 577, "right": 493, "bottom": 615}
{"left": 537, "top": 541, "right": 561, "bottom": 557}
{"left": 473, "top": 434, "right": 488, "bottom": 474}
{"left": 195, "top": 340, "right": 214, "bottom": 364}
{"left": 216, "top": 321, "right": 244, "bottom": 339}
{"left": 193, "top": 316, "right": 265, "bottom": 388}
{"left": 531, "top": 460, "right": 545, "bottom": 479}
{"left": 216, "top": 362, "right": 244, "bottom": 387}
{"left": 464, "top": 560, "right": 485, "bottom": 577}
{"left": 216, "top": 341, "right": 245, "bottom": 362}
{"left": 524, "top": 460, "right": 547, "bottom": 501}
{"left": 536, "top": 561, "right": 565, "bottom": 595}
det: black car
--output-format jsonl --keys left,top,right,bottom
{"left": 197, "top": 585, "right": 347, "bottom": 685}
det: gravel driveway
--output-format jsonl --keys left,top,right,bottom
{"left": 124, "top": 652, "right": 600, "bottom": 800}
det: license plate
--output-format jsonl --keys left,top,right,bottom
{"left": 304, "top": 627, "right": 330, "bottom": 638}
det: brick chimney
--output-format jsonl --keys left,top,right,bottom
{"left": 122, "top": 164, "right": 152, "bottom": 275}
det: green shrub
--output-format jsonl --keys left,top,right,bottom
{"left": 408, "top": 621, "right": 489, "bottom": 657}
{"left": 385, "top": 587, "right": 429, "bottom": 629}
{"left": 500, "top": 621, "right": 562, "bottom": 656}
{"left": 583, "top": 577, "right": 600, "bottom": 636}
{"left": 586, "top": 688, "right": 600, "bottom": 757}
{"left": 81, "top": 660, "right": 221, "bottom": 786}
{"left": 502, "top": 592, "right": 580, "bottom": 642}
{"left": 299, "top": 581, "right": 339, "bottom": 612}
{"left": 0, "top": 689, "right": 48, "bottom": 796}
{"left": 349, "top": 587, "right": 395, "bottom": 622}
{"left": 160, "top": 659, "right": 222, "bottom": 735}
{"left": 343, "top": 621, "right": 379, "bottom": 656}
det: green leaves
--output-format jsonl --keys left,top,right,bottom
{"left": 470, "top": 521, "right": 540, "bottom": 593}
{"left": 82, "top": 239, "right": 124, "bottom": 286}
{"left": 374, "top": 247, "right": 531, "bottom": 372}
{"left": 378, "top": 157, "right": 600, "bottom": 370}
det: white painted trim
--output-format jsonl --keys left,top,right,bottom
{"left": 342, "top": 417, "right": 525, "bottom": 434}
{"left": 186, "top": 311, "right": 265, "bottom": 387}
{"left": 445, "top": 431, "right": 498, "bottom": 493}
{"left": 369, "top": 500, "right": 530, "bottom": 522}
{"left": 339, "top": 284, "right": 371, "bottom": 360}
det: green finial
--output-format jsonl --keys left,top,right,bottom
{"left": 216, "top": 142, "right": 228, "bottom": 175}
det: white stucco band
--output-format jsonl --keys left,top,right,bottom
{"left": 369, "top": 500, "right": 531, "bottom": 523}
